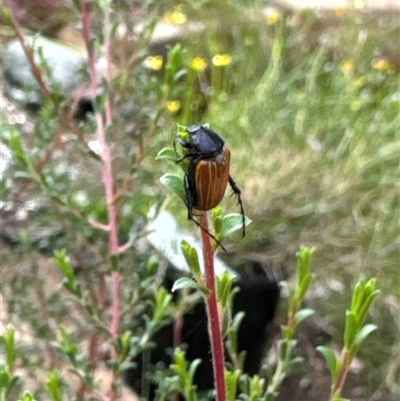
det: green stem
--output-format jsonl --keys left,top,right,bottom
{"left": 330, "top": 349, "right": 351, "bottom": 399}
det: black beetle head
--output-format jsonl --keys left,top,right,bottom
{"left": 186, "top": 125, "right": 225, "bottom": 156}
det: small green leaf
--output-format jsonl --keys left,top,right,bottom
{"left": 317, "top": 346, "right": 338, "bottom": 380}
{"left": 217, "top": 271, "right": 236, "bottom": 309}
{"left": 226, "top": 370, "right": 241, "bottom": 401}
{"left": 159, "top": 173, "right": 185, "bottom": 203}
{"left": 229, "top": 311, "right": 245, "bottom": 356}
{"left": 46, "top": 370, "right": 63, "bottom": 401}
{"left": 8, "top": 130, "right": 29, "bottom": 168}
{"left": 220, "top": 213, "right": 252, "bottom": 241}
{"left": 18, "top": 391, "right": 39, "bottom": 401}
{"left": 294, "top": 308, "right": 314, "bottom": 325}
{"left": 118, "top": 330, "right": 133, "bottom": 363}
{"left": 156, "top": 146, "right": 176, "bottom": 161}
{"left": 212, "top": 206, "right": 223, "bottom": 237}
{"left": 188, "top": 358, "right": 202, "bottom": 382}
{"left": 180, "top": 240, "right": 201, "bottom": 279}
{"left": 249, "top": 375, "right": 265, "bottom": 399}
{"left": 296, "top": 246, "right": 316, "bottom": 287}
{"left": 344, "top": 310, "right": 358, "bottom": 348}
{"left": 1, "top": 326, "right": 17, "bottom": 369}
{"left": 353, "top": 324, "right": 377, "bottom": 348}
{"left": 171, "top": 277, "right": 198, "bottom": 292}
{"left": 53, "top": 250, "right": 74, "bottom": 282}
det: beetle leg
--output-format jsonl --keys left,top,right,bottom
{"left": 189, "top": 214, "right": 228, "bottom": 253}
{"left": 228, "top": 176, "right": 246, "bottom": 237}
{"left": 184, "top": 175, "right": 227, "bottom": 252}
{"left": 183, "top": 174, "right": 194, "bottom": 220}
{"left": 174, "top": 138, "right": 198, "bottom": 164}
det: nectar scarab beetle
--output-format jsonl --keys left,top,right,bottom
{"left": 175, "top": 124, "right": 245, "bottom": 250}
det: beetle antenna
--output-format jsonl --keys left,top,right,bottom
{"left": 228, "top": 176, "right": 245, "bottom": 237}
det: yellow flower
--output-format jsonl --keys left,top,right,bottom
{"left": 191, "top": 57, "right": 208, "bottom": 71}
{"left": 373, "top": 58, "right": 395, "bottom": 74}
{"left": 143, "top": 55, "right": 163, "bottom": 71}
{"left": 265, "top": 8, "right": 281, "bottom": 25}
{"left": 212, "top": 54, "right": 232, "bottom": 67}
{"left": 341, "top": 59, "right": 355, "bottom": 74}
{"left": 167, "top": 100, "right": 181, "bottom": 113}
{"left": 164, "top": 6, "right": 187, "bottom": 25}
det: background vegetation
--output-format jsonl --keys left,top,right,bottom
{"left": 1, "top": 1, "right": 398, "bottom": 400}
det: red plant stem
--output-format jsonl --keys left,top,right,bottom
{"left": 199, "top": 213, "right": 227, "bottom": 401}
{"left": 81, "top": 2, "right": 120, "bottom": 400}
{"left": 8, "top": 9, "right": 53, "bottom": 99}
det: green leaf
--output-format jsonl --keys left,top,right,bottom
{"left": 8, "top": 130, "right": 29, "bottom": 168}
{"left": 159, "top": 173, "right": 186, "bottom": 203}
{"left": 226, "top": 370, "right": 241, "bottom": 401}
{"left": 296, "top": 246, "right": 316, "bottom": 286}
{"left": 18, "top": 391, "right": 39, "bottom": 401}
{"left": 1, "top": 326, "right": 17, "bottom": 369}
{"left": 217, "top": 270, "right": 236, "bottom": 309}
{"left": 180, "top": 240, "right": 201, "bottom": 279}
{"left": 344, "top": 310, "right": 358, "bottom": 348}
{"left": 117, "top": 331, "right": 133, "bottom": 363}
{"left": 317, "top": 346, "right": 338, "bottom": 380}
{"left": 153, "top": 288, "right": 173, "bottom": 322}
{"left": 229, "top": 311, "right": 245, "bottom": 356}
{"left": 188, "top": 358, "right": 202, "bottom": 382}
{"left": 156, "top": 146, "right": 176, "bottom": 161}
{"left": 53, "top": 250, "right": 74, "bottom": 282}
{"left": 171, "top": 277, "right": 198, "bottom": 292}
{"left": 249, "top": 375, "right": 265, "bottom": 399}
{"left": 212, "top": 206, "right": 223, "bottom": 238}
{"left": 353, "top": 324, "right": 378, "bottom": 348}
{"left": 220, "top": 213, "right": 252, "bottom": 241}
{"left": 46, "top": 370, "right": 63, "bottom": 401}
{"left": 294, "top": 308, "right": 314, "bottom": 325}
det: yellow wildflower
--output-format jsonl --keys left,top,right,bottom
{"left": 167, "top": 100, "right": 181, "bottom": 113}
{"left": 164, "top": 6, "right": 187, "bottom": 25}
{"left": 191, "top": 57, "right": 208, "bottom": 71}
{"left": 373, "top": 58, "right": 395, "bottom": 74}
{"left": 212, "top": 54, "right": 232, "bottom": 67}
{"left": 265, "top": 8, "right": 281, "bottom": 25}
{"left": 341, "top": 59, "right": 355, "bottom": 74}
{"left": 143, "top": 55, "right": 163, "bottom": 71}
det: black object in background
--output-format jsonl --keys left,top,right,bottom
{"left": 124, "top": 274, "right": 280, "bottom": 400}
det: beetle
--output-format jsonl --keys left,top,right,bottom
{"left": 175, "top": 124, "right": 245, "bottom": 250}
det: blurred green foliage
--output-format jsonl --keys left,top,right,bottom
{"left": 1, "top": 0, "right": 398, "bottom": 400}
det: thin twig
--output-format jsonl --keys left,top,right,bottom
{"left": 80, "top": 2, "right": 124, "bottom": 400}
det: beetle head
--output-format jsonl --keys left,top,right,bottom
{"left": 186, "top": 125, "right": 225, "bottom": 156}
